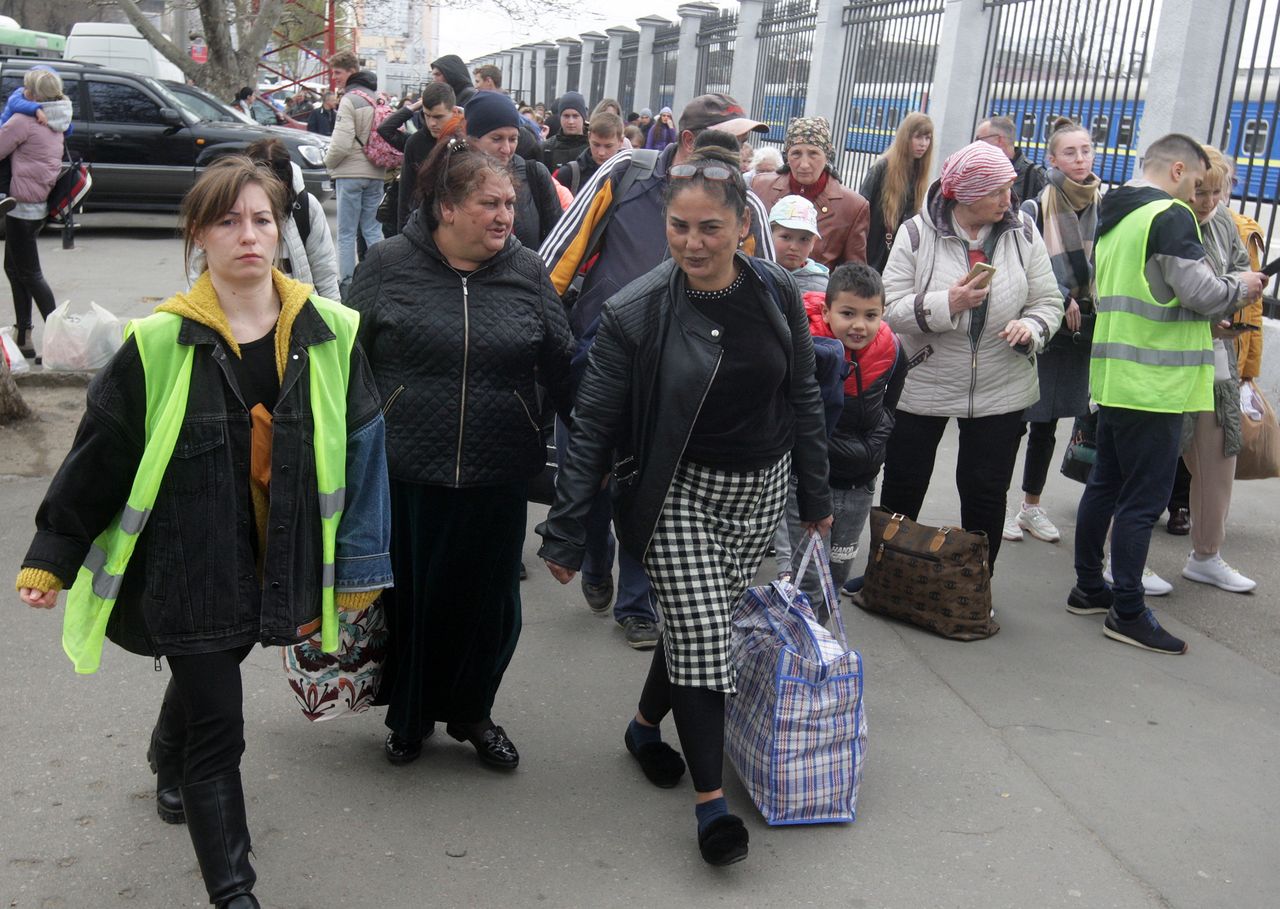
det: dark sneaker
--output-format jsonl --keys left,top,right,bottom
{"left": 581, "top": 575, "right": 614, "bottom": 614}
{"left": 621, "top": 616, "right": 659, "bottom": 650}
{"left": 0, "top": 196, "right": 15, "bottom": 217}
{"left": 1103, "top": 607, "right": 1187, "bottom": 655}
{"left": 841, "top": 575, "right": 864, "bottom": 598}
{"left": 1066, "top": 586, "right": 1112, "bottom": 616}
{"left": 519, "top": 561, "right": 528, "bottom": 581}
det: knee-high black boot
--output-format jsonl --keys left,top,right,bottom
{"left": 181, "top": 773, "right": 260, "bottom": 908}
{"left": 146, "top": 696, "right": 186, "bottom": 824}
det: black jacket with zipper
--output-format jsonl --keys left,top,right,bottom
{"left": 537, "top": 254, "right": 832, "bottom": 567}
{"left": 346, "top": 207, "right": 575, "bottom": 486}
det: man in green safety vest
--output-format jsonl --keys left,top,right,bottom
{"left": 1066, "top": 133, "right": 1265, "bottom": 654}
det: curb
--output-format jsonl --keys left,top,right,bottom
{"left": 13, "top": 368, "right": 94, "bottom": 388}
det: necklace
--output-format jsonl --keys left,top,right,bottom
{"left": 685, "top": 268, "right": 745, "bottom": 302}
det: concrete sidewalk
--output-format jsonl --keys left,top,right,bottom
{"left": 3, "top": 418, "right": 1279, "bottom": 908}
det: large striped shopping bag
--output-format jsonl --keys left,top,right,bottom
{"left": 725, "top": 534, "right": 868, "bottom": 825}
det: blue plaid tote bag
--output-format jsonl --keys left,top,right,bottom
{"left": 725, "top": 534, "right": 868, "bottom": 825}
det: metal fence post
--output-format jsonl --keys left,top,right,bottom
{"left": 555, "top": 39, "right": 574, "bottom": 98}
{"left": 635, "top": 16, "right": 672, "bottom": 114}
{"left": 580, "top": 32, "right": 607, "bottom": 106}
{"left": 532, "top": 42, "right": 555, "bottom": 106}
{"left": 805, "top": 0, "right": 846, "bottom": 119}
{"left": 929, "top": 0, "right": 996, "bottom": 174}
{"left": 729, "top": 0, "right": 766, "bottom": 114}
{"left": 674, "top": 3, "right": 719, "bottom": 112}
{"left": 1139, "top": 0, "right": 1244, "bottom": 159}
{"left": 605, "top": 27, "right": 635, "bottom": 105}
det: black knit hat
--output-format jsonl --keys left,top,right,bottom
{"left": 464, "top": 90, "right": 520, "bottom": 139}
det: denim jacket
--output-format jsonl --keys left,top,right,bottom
{"left": 22, "top": 301, "right": 392, "bottom": 658}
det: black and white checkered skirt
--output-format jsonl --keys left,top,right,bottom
{"left": 643, "top": 454, "right": 791, "bottom": 693}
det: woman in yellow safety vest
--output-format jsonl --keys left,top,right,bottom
{"left": 16, "top": 156, "right": 392, "bottom": 909}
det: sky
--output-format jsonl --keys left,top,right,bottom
{"left": 437, "top": 0, "right": 735, "bottom": 62}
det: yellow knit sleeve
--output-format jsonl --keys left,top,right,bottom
{"left": 16, "top": 569, "right": 63, "bottom": 593}
{"left": 336, "top": 589, "right": 382, "bottom": 612}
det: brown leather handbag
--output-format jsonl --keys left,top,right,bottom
{"left": 853, "top": 507, "right": 998, "bottom": 641}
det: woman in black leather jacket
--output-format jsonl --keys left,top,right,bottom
{"left": 347, "top": 140, "right": 575, "bottom": 771}
{"left": 539, "top": 136, "right": 832, "bottom": 866}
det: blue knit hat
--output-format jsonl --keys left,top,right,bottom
{"left": 464, "top": 90, "right": 520, "bottom": 138}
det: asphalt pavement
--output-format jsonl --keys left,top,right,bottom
{"left": 2, "top": 212, "right": 1279, "bottom": 909}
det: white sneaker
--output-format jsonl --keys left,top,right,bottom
{"left": 1181, "top": 553, "right": 1257, "bottom": 593}
{"left": 1016, "top": 504, "right": 1061, "bottom": 542}
{"left": 1104, "top": 560, "right": 1173, "bottom": 597}
{"left": 1002, "top": 512, "right": 1024, "bottom": 541}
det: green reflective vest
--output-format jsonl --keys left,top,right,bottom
{"left": 62, "top": 296, "right": 358, "bottom": 674}
{"left": 1091, "top": 198, "right": 1214, "bottom": 414}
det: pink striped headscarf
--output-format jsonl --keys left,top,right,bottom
{"left": 940, "top": 141, "right": 1017, "bottom": 204}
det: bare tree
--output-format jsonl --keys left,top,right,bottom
{"left": 0, "top": 359, "right": 31, "bottom": 424}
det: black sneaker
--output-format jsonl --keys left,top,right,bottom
{"left": 1103, "top": 607, "right": 1188, "bottom": 655}
{"left": 581, "top": 575, "right": 614, "bottom": 614}
{"left": 621, "top": 616, "right": 659, "bottom": 650}
{"left": 1066, "top": 586, "right": 1112, "bottom": 616}
{"left": 0, "top": 197, "right": 15, "bottom": 217}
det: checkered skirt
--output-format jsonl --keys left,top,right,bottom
{"left": 643, "top": 455, "right": 791, "bottom": 693}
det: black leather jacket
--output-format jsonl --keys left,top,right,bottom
{"left": 347, "top": 209, "right": 575, "bottom": 487}
{"left": 538, "top": 254, "right": 832, "bottom": 567}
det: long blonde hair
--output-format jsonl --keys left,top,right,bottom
{"left": 879, "top": 112, "right": 933, "bottom": 234}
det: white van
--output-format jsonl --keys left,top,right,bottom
{"left": 63, "top": 22, "right": 185, "bottom": 81}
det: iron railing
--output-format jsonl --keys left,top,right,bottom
{"left": 544, "top": 53, "right": 558, "bottom": 104}
{"left": 695, "top": 9, "right": 738, "bottom": 97}
{"left": 830, "top": 0, "right": 945, "bottom": 186}
{"left": 651, "top": 22, "right": 681, "bottom": 112}
{"left": 589, "top": 39, "right": 609, "bottom": 107}
{"left": 619, "top": 31, "right": 640, "bottom": 115}
{"left": 752, "top": 1, "right": 820, "bottom": 147}
{"left": 567, "top": 44, "right": 582, "bottom": 94}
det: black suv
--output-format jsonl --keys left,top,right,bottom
{"left": 0, "top": 58, "right": 332, "bottom": 210}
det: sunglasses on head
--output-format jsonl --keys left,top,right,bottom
{"left": 669, "top": 163, "right": 738, "bottom": 182}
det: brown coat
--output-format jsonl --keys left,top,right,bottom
{"left": 752, "top": 171, "right": 871, "bottom": 269}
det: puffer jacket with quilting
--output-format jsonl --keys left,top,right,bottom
{"left": 345, "top": 207, "right": 576, "bottom": 487}
{"left": 881, "top": 181, "right": 1063, "bottom": 419}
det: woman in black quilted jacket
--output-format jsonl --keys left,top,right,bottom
{"left": 346, "top": 139, "right": 575, "bottom": 771}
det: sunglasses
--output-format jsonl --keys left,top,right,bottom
{"left": 669, "top": 164, "right": 738, "bottom": 182}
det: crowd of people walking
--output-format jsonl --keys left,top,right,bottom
{"left": 11, "top": 45, "right": 1274, "bottom": 907}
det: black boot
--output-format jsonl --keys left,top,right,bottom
{"left": 147, "top": 700, "right": 186, "bottom": 824}
{"left": 12, "top": 325, "right": 34, "bottom": 359}
{"left": 181, "top": 773, "right": 259, "bottom": 908}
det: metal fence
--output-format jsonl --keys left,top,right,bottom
{"left": 650, "top": 22, "right": 681, "bottom": 112}
{"left": 975, "top": 0, "right": 1159, "bottom": 187}
{"left": 567, "top": 44, "right": 582, "bottom": 95}
{"left": 544, "top": 52, "right": 558, "bottom": 103}
{"left": 589, "top": 40, "right": 609, "bottom": 106}
{"left": 829, "top": 0, "right": 945, "bottom": 187}
{"left": 695, "top": 9, "right": 738, "bottom": 97}
{"left": 619, "top": 32, "right": 640, "bottom": 115}
{"left": 1210, "top": 0, "right": 1280, "bottom": 311}
{"left": 752, "top": 1, "right": 820, "bottom": 147}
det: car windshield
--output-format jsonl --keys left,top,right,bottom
{"left": 145, "top": 77, "right": 190, "bottom": 114}
{"left": 167, "top": 85, "right": 238, "bottom": 123}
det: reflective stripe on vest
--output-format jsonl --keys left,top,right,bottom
{"left": 61, "top": 297, "right": 358, "bottom": 673}
{"left": 1091, "top": 198, "right": 1214, "bottom": 414}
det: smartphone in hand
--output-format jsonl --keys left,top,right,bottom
{"left": 965, "top": 262, "right": 996, "bottom": 289}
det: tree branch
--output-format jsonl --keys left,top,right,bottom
{"left": 109, "top": 0, "right": 200, "bottom": 81}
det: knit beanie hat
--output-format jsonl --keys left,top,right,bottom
{"left": 557, "top": 91, "right": 587, "bottom": 119}
{"left": 940, "top": 141, "right": 1017, "bottom": 204}
{"left": 640, "top": 107, "right": 652, "bottom": 118}
{"left": 464, "top": 90, "right": 520, "bottom": 139}
{"left": 784, "top": 116, "right": 835, "bottom": 160}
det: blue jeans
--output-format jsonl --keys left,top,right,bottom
{"left": 776, "top": 476, "right": 876, "bottom": 612}
{"left": 1074, "top": 406, "right": 1183, "bottom": 617}
{"left": 554, "top": 418, "right": 658, "bottom": 625}
{"left": 335, "top": 177, "right": 384, "bottom": 283}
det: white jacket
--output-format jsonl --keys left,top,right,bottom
{"left": 189, "top": 164, "right": 341, "bottom": 301}
{"left": 882, "top": 186, "right": 1063, "bottom": 418}
{"left": 323, "top": 86, "right": 385, "bottom": 181}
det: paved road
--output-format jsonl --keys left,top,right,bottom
{"left": 2, "top": 214, "right": 1279, "bottom": 908}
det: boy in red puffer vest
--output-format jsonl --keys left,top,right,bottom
{"left": 778, "top": 263, "right": 907, "bottom": 613}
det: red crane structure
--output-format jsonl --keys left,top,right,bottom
{"left": 256, "top": 0, "right": 358, "bottom": 93}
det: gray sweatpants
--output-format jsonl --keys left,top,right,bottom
{"left": 773, "top": 477, "right": 877, "bottom": 612}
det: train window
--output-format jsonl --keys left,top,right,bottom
{"left": 1243, "top": 119, "right": 1270, "bottom": 156}
{"left": 874, "top": 107, "right": 885, "bottom": 129}
{"left": 1020, "top": 112, "right": 1036, "bottom": 140}
{"left": 1116, "top": 115, "right": 1134, "bottom": 146}
{"left": 1091, "top": 115, "right": 1109, "bottom": 144}
{"left": 887, "top": 108, "right": 899, "bottom": 128}
{"left": 850, "top": 107, "right": 860, "bottom": 128}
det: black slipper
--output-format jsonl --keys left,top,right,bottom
{"left": 698, "top": 814, "right": 749, "bottom": 866}
{"left": 624, "top": 725, "right": 686, "bottom": 788}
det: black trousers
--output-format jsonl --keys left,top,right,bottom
{"left": 4, "top": 215, "right": 56, "bottom": 331}
{"left": 1021, "top": 419, "right": 1060, "bottom": 497}
{"left": 880, "top": 409, "right": 1027, "bottom": 572}
{"left": 160, "top": 645, "right": 254, "bottom": 785}
{"left": 637, "top": 636, "right": 726, "bottom": 794}
{"left": 1167, "top": 456, "right": 1192, "bottom": 513}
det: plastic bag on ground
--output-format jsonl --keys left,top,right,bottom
{"left": 1, "top": 326, "right": 31, "bottom": 376}
{"left": 41, "top": 300, "right": 124, "bottom": 371}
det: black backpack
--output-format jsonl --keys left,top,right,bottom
{"left": 293, "top": 191, "right": 312, "bottom": 245}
